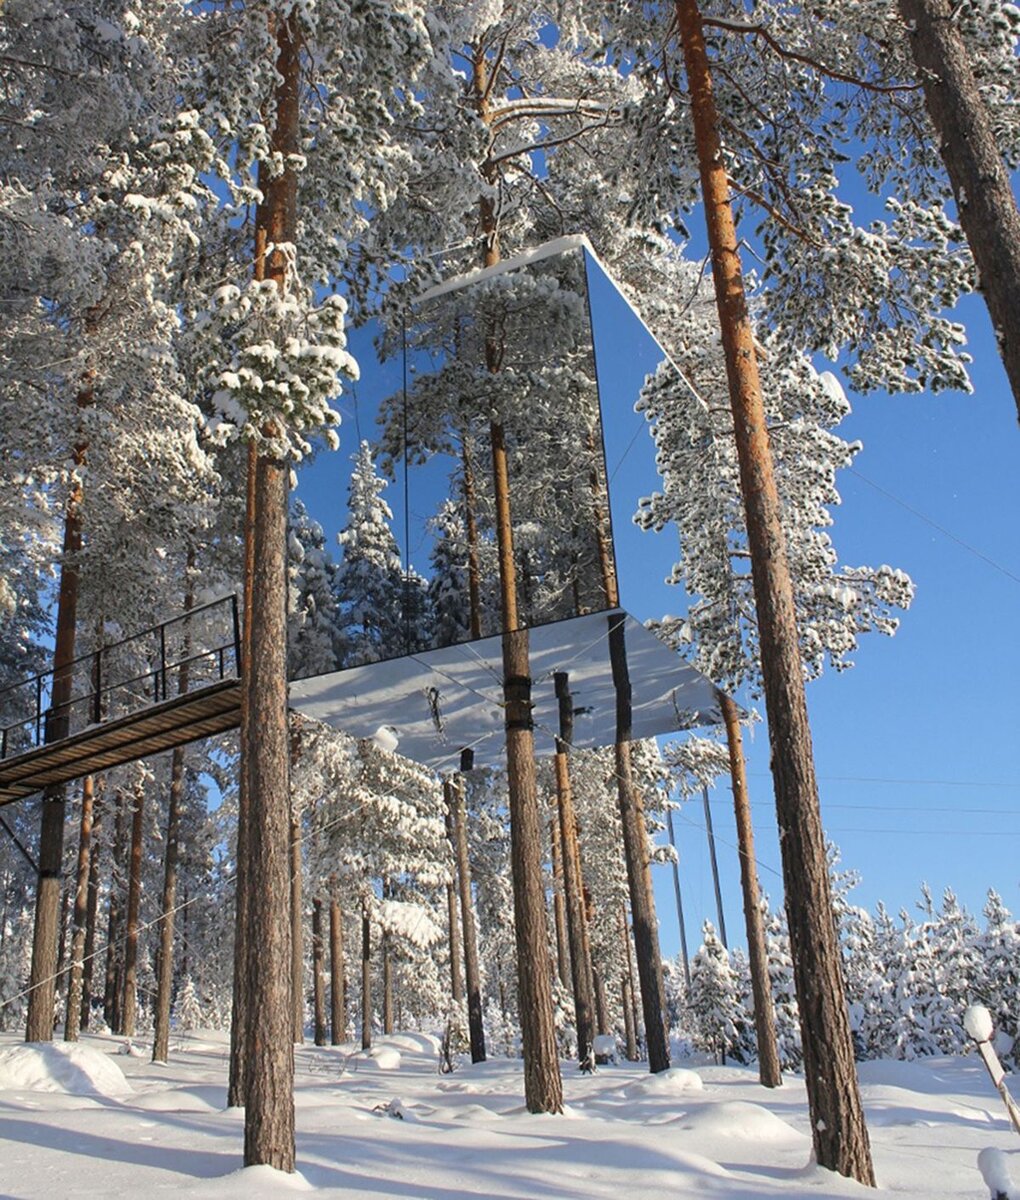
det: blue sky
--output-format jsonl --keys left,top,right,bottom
{"left": 295, "top": 256, "right": 1020, "bottom": 961}
{"left": 661, "top": 292, "right": 1020, "bottom": 954}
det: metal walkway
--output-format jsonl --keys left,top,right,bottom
{"left": 0, "top": 596, "right": 241, "bottom": 806}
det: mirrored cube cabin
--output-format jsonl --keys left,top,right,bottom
{"left": 290, "top": 236, "right": 725, "bottom": 771}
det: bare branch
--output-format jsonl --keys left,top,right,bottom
{"left": 701, "top": 17, "right": 923, "bottom": 95}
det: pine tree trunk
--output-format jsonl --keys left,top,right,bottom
{"left": 80, "top": 787, "right": 102, "bottom": 1032}
{"left": 104, "top": 790, "right": 125, "bottom": 1033}
{"left": 228, "top": 440, "right": 257, "bottom": 1108}
{"left": 549, "top": 810, "right": 570, "bottom": 986}
{"left": 382, "top": 879, "right": 394, "bottom": 1036}
{"left": 473, "top": 43, "right": 562, "bottom": 1115}
{"left": 25, "top": 439, "right": 86, "bottom": 1041}
{"left": 898, "top": 0, "right": 1020, "bottom": 424}
{"left": 382, "top": 937, "right": 394, "bottom": 1035}
{"left": 237, "top": 7, "right": 299, "bottom": 1170}
{"left": 619, "top": 907, "right": 633, "bottom": 1060}
{"left": 488, "top": 391, "right": 563, "bottom": 1113}
{"left": 448, "top": 774, "right": 485, "bottom": 1062}
{"left": 242, "top": 436, "right": 294, "bottom": 1166}
{"left": 673, "top": 0, "right": 874, "bottom": 1181}
{"left": 63, "top": 776, "right": 94, "bottom": 1043}
{"left": 121, "top": 784, "right": 145, "bottom": 1039}
{"left": 444, "top": 822, "right": 464, "bottom": 1005}
{"left": 153, "top": 572, "right": 193, "bottom": 1064}
{"left": 720, "top": 692, "right": 782, "bottom": 1087}
{"left": 329, "top": 889, "right": 346, "bottom": 1044}
{"left": 609, "top": 617, "right": 670, "bottom": 1072}
{"left": 665, "top": 808, "right": 692, "bottom": 992}
{"left": 55, "top": 883, "right": 71, "bottom": 1005}
{"left": 553, "top": 673, "right": 596, "bottom": 1068}
{"left": 361, "top": 895, "right": 372, "bottom": 1051}
{"left": 593, "top": 969, "right": 610, "bottom": 1040}
{"left": 152, "top": 744, "right": 185, "bottom": 1064}
{"left": 702, "top": 786, "right": 728, "bottom": 947}
{"left": 180, "top": 883, "right": 189, "bottom": 979}
{"left": 290, "top": 812, "right": 304, "bottom": 1044}
{"left": 312, "top": 898, "right": 327, "bottom": 1047}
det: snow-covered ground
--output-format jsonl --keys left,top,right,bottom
{"left": 0, "top": 1031, "right": 1017, "bottom": 1199}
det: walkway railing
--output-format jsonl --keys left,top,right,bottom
{"left": 0, "top": 595, "right": 241, "bottom": 761}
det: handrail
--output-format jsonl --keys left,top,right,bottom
{"left": 0, "top": 594, "right": 242, "bottom": 759}
{"left": 0, "top": 594, "right": 237, "bottom": 705}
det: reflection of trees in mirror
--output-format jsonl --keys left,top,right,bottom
{"left": 372, "top": 249, "right": 615, "bottom": 650}
{"left": 335, "top": 443, "right": 430, "bottom": 669}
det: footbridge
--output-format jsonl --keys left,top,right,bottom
{"left": 0, "top": 596, "right": 242, "bottom": 806}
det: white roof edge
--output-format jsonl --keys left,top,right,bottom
{"left": 415, "top": 234, "right": 596, "bottom": 305}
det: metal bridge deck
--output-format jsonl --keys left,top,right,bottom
{"left": 0, "top": 679, "right": 241, "bottom": 806}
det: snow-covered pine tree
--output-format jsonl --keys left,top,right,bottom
{"left": 173, "top": 975, "right": 205, "bottom": 1034}
{"left": 335, "top": 442, "right": 419, "bottom": 666}
{"left": 911, "top": 885, "right": 979, "bottom": 1056}
{"left": 428, "top": 500, "right": 481, "bottom": 649}
{"left": 974, "top": 891, "right": 1020, "bottom": 1068}
{"left": 762, "top": 899, "right": 803, "bottom": 1071}
{"left": 0, "top": 0, "right": 223, "bottom": 1043}
{"left": 690, "top": 921, "right": 748, "bottom": 1064}
{"left": 184, "top": 1, "right": 433, "bottom": 1160}
{"left": 288, "top": 500, "right": 342, "bottom": 680}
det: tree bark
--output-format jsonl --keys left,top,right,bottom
{"left": 665, "top": 808, "right": 692, "bottom": 992}
{"left": 152, "top": 745, "right": 185, "bottom": 1064}
{"left": 593, "top": 969, "right": 610, "bottom": 1040}
{"left": 674, "top": 0, "right": 874, "bottom": 1181}
{"left": 448, "top": 774, "right": 485, "bottom": 1062}
{"left": 553, "top": 673, "right": 596, "bottom": 1069}
{"left": 619, "top": 908, "right": 639, "bottom": 1062}
{"left": 290, "top": 811, "right": 304, "bottom": 1043}
{"left": 63, "top": 775, "right": 94, "bottom": 1042}
{"left": 473, "top": 43, "right": 562, "bottom": 1116}
{"left": 242, "top": 439, "right": 295, "bottom": 1168}
{"left": 80, "top": 786, "right": 102, "bottom": 1032}
{"left": 720, "top": 691, "right": 782, "bottom": 1088}
{"left": 444, "top": 824, "right": 464, "bottom": 1005}
{"left": 609, "top": 616, "right": 670, "bottom": 1072}
{"left": 329, "top": 888, "right": 346, "bottom": 1044}
{"left": 121, "top": 783, "right": 144, "bottom": 1039}
{"left": 228, "top": 439, "right": 257, "bottom": 1108}
{"left": 25, "top": 428, "right": 87, "bottom": 1041}
{"left": 55, "top": 883, "right": 71, "bottom": 1004}
{"left": 312, "top": 897, "right": 327, "bottom": 1047}
{"left": 382, "top": 879, "right": 394, "bottom": 1036}
{"left": 104, "top": 789, "right": 126, "bottom": 1034}
{"left": 382, "top": 936, "right": 394, "bottom": 1035}
{"left": 898, "top": 0, "right": 1020, "bottom": 424}
{"left": 237, "top": 7, "right": 299, "bottom": 1171}
{"left": 549, "top": 809, "right": 570, "bottom": 986}
{"left": 487, "top": 371, "right": 563, "bottom": 1111}
{"left": 702, "top": 785, "right": 728, "bottom": 947}
{"left": 361, "top": 895, "right": 372, "bottom": 1050}
{"left": 153, "top": 587, "right": 191, "bottom": 1065}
